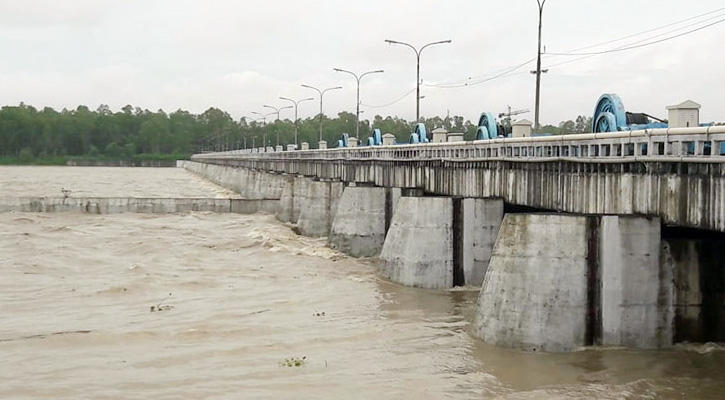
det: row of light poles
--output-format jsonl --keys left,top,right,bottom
{"left": 334, "top": 38, "right": 452, "bottom": 140}
{"left": 241, "top": 0, "right": 549, "bottom": 151}
{"left": 246, "top": 38, "right": 453, "bottom": 150}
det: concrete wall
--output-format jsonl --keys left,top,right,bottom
{"left": 379, "top": 197, "right": 454, "bottom": 290}
{"left": 473, "top": 214, "right": 591, "bottom": 352}
{"left": 180, "top": 160, "right": 288, "bottom": 200}
{"left": 328, "top": 186, "right": 388, "bottom": 257}
{"left": 0, "top": 197, "right": 279, "bottom": 214}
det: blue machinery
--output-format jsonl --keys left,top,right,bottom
{"left": 409, "top": 123, "right": 428, "bottom": 144}
{"left": 337, "top": 93, "right": 694, "bottom": 147}
{"left": 592, "top": 94, "right": 667, "bottom": 133}
{"left": 368, "top": 129, "right": 382, "bottom": 146}
{"left": 476, "top": 112, "right": 502, "bottom": 140}
{"left": 337, "top": 133, "right": 349, "bottom": 148}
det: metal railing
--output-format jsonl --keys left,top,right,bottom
{"left": 192, "top": 126, "right": 725, "bottom": 164}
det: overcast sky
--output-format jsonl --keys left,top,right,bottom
{"left": 1, "top": 0, "right": 724, "bottom": 126}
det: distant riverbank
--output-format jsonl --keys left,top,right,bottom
{"left": 0, "top": 153, "right": 189, "bottom": 167}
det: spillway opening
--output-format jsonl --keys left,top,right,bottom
{"left": 663, "top": 226, "right": 725, "bottom": 343}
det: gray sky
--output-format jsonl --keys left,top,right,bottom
{"left": 1, "top": 0, "right": 724, "bottom": 125}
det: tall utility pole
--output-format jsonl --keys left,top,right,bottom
{"left": 384, "top": 39, "right": 451, "bottom": 123}
{"left": 333, "top": 68, "right": 384, "bottom": 140}
{"left": 263, "top": 104, "right": 292, "bottom": 146}
{"left": 279, "top": 96, "right": 313, "bottom": 148}
{"left": 301, "top": 84, "right": 342, "bottom": 143}
{"left": 534, "top": 0, "right": 547, "bottom": 133}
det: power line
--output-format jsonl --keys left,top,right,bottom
{"left": 361, "top": 87, "right": 416, "bottom": 108}
{"left": 546, "top": 17, "right": 725, "bottom": 56}
{"left": 418, "top": 7, "right": 725, "bottom": 90}
{"left": 558, "top": 7, "right": 725, "bottom": 55}
{"left": 425, "top": 57, "right": 536, "bottom": 89}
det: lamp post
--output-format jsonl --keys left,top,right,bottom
{"left": 263, "top": 104, "right": 292, "bottom": 146}
{"left": 533, "top": 0, "right": 547, "bottom": 133}
{"left": 251, "top": 111, "right": 274, "bottom": 151}
{"left": 301, "top": 84, "right": 342, "bottom": 142}
{"left": 333, "top": 68, "right": 383, "bottom": 140}
{"left": 240, "top": 117, "right": 253, "bottom": 150}
{"left": 279, "top": 96, "right": 314, "bottom": 148}
{"left": 384, "top": 39, "right": 451, "bottom": 124}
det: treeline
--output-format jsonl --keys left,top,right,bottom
{"left": 0, "top": 102, "right": 597, "bottom": 161}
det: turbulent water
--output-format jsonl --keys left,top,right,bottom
{"left": 1, "top": 167, "right": 724, "bottom": 399}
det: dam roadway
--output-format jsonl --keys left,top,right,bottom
{"left": 185, "top": 126, "right": 725, "bottom": 353}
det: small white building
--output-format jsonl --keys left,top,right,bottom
{"left": 447, "top": 132, "right": 464, "bottom": 142}
{"left": 432, "top": 127, "right": 448, "bottom": 143}
{"left": 666, "top": 100, "right": 701, "bottom": 128}
{"left": 382, "top": 133, "right": 396, "bottom": 146}
{"left": 512, "top": 119, "right": 533, "bottom": 138}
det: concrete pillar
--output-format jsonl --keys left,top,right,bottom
{"left": 318, "top": 140, "right": 327, "bottom": 149}
{"left": 290, "top": 176, "right": 309, "bottom": 224}
{"left": 296, "top": 179, "right": 344, "bottom": 237}
{"left": 473, "top": 214, "right": 593, "bottom": 352}
{"left": 600, "top": 216, "right": 672, "bottom": 349}
{"left": 460, "top": 198, "right": 504, "bottom": 286}
{"left": 379, "top": 197, "right": 453, "bottom": 290}
{"left": 301, "top": 142, "right": 310, "bottom": 150}
{"left": 328, "top": 186, "right": 391, "bottom": 257}
{"left": 276, "top": 177, "right": 296, "bottom": 223}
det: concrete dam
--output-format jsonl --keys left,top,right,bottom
{"left": 182, "top": 126, "right": 725, "bottom": 352}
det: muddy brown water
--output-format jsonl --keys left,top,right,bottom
{"left": 1, "top": 166, "right": 724, "bottom": 399}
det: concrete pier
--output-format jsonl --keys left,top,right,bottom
{"left": 600, "top": 216, "right": 672, "bottom": 349}
{"left": 473, "top": 213, "right": 678, "bottom": 352}
{"left": 460, "top": 198, "right": 504, "bottom": 286}
{"left": 473, "top": 214, "right": 591, "bottom": 352}
{"left": 276, "top": 176, "right": 297, "bottom": 223}
{"left": 379, "top": 196, "right": 504, "bottom": 289}
{"left": 296, "top": 179, "right": 344, "bottom": 237}
{"left": 379, "top": 197, "right": 454, "bottom": 290}
{"left": 328, "top": 186, "right": 390, "bottom": 257}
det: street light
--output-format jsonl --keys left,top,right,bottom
{"left": 333, "top": 68, "right": 383, "bottom": 140}
{"left": 263, "top": 104, "right": 293, "bottom": 122}
{"left": 384, "top": 39, "right": 451, "bottom": 123}
{"left": 251, "top": 111, "right": 275, "bottom": 151}
{"left": 301, "top": 84, "right": 342, "bottom": 142}
{"left": 534, "top": 0, "right": 547, "bottom": 133}
{"left": 263, "top": 104, "right": 293, "bottom": 146}
{"left": 279, "top": 96, "right": 314, "bottom": 147}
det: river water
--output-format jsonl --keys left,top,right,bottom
{"left": 1, "top": 166, "right": 724, "bottom": 399}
